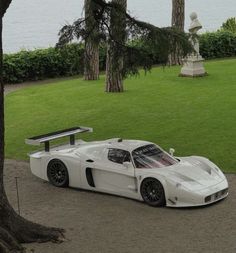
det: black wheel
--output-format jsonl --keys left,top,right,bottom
{"left": 47, "top": 159, "right": 69, "bottom": 187}
{"left": 140, "top": 178, "right": 166, "bottom": 207}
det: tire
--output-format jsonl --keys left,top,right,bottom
{"left": 140, "top": 178, "right": 166, "bottom": 207}
{"left": 47, "top": 159, "right": 69, "bottom": 187}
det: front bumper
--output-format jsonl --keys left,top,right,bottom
{"left": 166, "top": 178, "right": 229, "bottom": 207}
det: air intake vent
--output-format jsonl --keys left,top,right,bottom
{"left": 205, "top": 188, "right": 228, "bottom": 203}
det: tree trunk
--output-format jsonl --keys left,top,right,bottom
{"left": 0, "top": 3, "right": 64, "bottom": 252}
{"left": 171, "top": 0, "right": 185, "bottom": 31}
{"left": 84, "top": 0, "right": 99, "bottom": 80}
{"left": 170, "top": 0, "right": 185, "bottom": 65}
{"left": 105, "top": 0, "right": 127, "bottom": 92}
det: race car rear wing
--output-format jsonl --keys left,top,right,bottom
{"left": 25, "top": 126, "right": 93, "bottom": 152}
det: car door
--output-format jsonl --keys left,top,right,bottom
{"left": 91, "top": 148, "right": 138, "bottom": 196}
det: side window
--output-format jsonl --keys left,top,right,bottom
{"left": 108, "top": 149, "right": 131, "bottom": 164}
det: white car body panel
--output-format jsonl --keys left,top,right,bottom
{"left": 28, "top": 139, "right": 228, "bottom": 207}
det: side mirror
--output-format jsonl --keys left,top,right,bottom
{"left": 123, "top": 161, "right": 132, "bottom": 169}
{"left": 169, "top": 148, "right": 175, "bottom": 156}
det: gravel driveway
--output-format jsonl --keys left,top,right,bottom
{"left": 4, "top": 76, "right": 79, "bottom": 95}
{"left": 4, "top": 159, "right": 236, "bottom": 253}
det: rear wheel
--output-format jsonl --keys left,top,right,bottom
{"left": 47, "top": 159, "right": 69, "bottom": 187}
{"left": 140, "top": 178, "right": 166, "bottom": 207}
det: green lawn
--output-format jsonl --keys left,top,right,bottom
{"left": 5, "top": 58, "right": 236, "bottom": 172}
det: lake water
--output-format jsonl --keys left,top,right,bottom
{"left": 3, "top": 0, "right": 236, "bottom": 53}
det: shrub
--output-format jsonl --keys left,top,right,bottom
{"left": 199, "top": 31, "right": 236, "bottom": 59}
{"left": 3, "top": 44, "right": 85, "bottom": 84}
{"left": 3, "top": 31, "right": 236, "bottom": 84}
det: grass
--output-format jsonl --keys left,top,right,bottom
{"left": 5, "top": 58, "right": 236, "bottom": 173}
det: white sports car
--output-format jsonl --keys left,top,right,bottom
{"left": 26, "top": 127, "right": 228, "bottom": 207}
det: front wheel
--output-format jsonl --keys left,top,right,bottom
{"left": 47, "top": 159, "right": 69, "bottom": 187}
{"left": 140, "top": 178, "right": 166, "bottom": 207}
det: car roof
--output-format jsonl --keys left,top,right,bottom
{"left": 77, "top": 139, "right": 153, "bottom": 153}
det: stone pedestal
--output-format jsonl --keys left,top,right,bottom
{"left": 180, "top": 55, "right": 206, "bottom": 77}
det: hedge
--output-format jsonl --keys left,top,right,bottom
{"left": 3, "top": 31, "right": 236, "bottom": 84}
{"left": 3, "top": 44, "right": 83, "bottom": 83}
{"left": 199, "top": 31, "right": 236, "bottom": 59}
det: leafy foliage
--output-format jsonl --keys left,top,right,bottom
{"left": 57, "top": 0, "right": 192, "bottom": 78}
{"left": 2, "top": 42, "right": 162, "bottom": 84}
{"left": 3, "top": 30, "right": 236, "bottom": 84}
{"left": 3, "top": 44, "right": 84, "bottom": 83}
{"left": 199, "top": 31, "right": 236, "bottom": 59}
{"left": 221, "top": 17, "right": 236, "bottom": 34}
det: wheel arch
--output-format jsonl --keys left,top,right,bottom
{"left": 139, "top": 175, "right": 167, "bottom": 207}
{"left": 139, "top": 174, "right": 169, "bottom": 200}
{"left": 47, "top": 158, "right": 69, "bottom": 187}
{"left": 46, "top": 155, "right": 81, "bottom": 187}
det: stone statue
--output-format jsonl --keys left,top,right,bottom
{"left": 180, "top": 12, "right": 206, "bottom": 77}
{"left": 189, "top": 12, "right": 202, "bottom": 56}
{"left": 189, "top": 12, "right": 202, "bottom": 34}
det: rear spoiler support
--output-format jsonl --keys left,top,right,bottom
{"left": 25, "top": 126, "right": 93, "bottom": 152}
{"left": 45, "top": 141, "right": 50, "bottom": 152}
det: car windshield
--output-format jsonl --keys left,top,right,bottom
{"left": 132, "top": 144, "right": 178, "bottom": 169}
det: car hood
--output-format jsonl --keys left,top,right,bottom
{"left": 138, "top": 156, "right": 226, "bottom": 191}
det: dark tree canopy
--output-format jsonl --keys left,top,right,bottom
{"left": 58, "top": 0, "right": 193, "bottom": 78}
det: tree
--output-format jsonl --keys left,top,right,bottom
{"left": 221, "top": 17, "right": 236, "bottom": 34}
{"left": 170, "top": 0, "right": 185, "bottom": 65}
{"left": 105, "top": 0, "right": 127, "bottom": 92}
{"left": 0, "top": 1, "right": 64, "bottom": 252}
{"left": 84, "top": 0, "right": 100, "bottom": 80}
{"left": 58, "top": 0, "right": 192, "bottom": 92}
{"left": 58, "top": 0, "right": 100, "bottom": 81}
